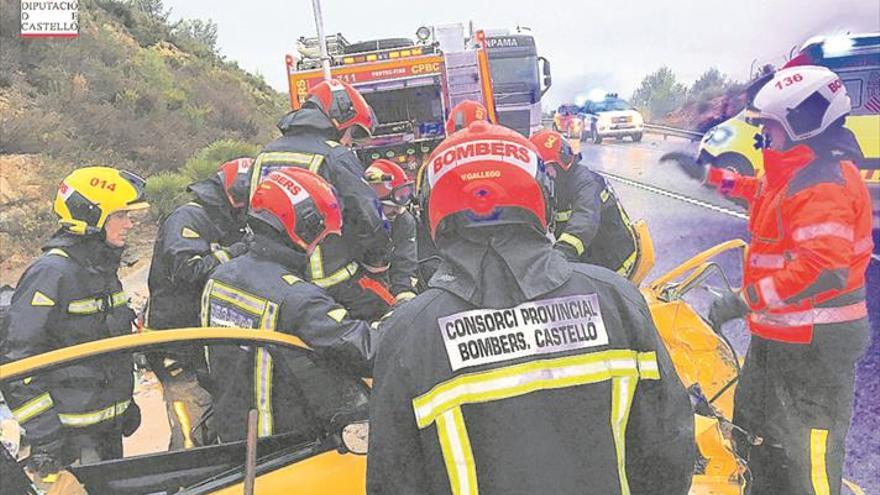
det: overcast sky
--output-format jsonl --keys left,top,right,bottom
{"left": 164, "top": 0, "right": 879, "bottom": 107}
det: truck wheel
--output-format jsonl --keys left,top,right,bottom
{"left": 632, "top": 133, "right": 643, "bottom": 142}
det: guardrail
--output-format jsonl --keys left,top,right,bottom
{"left": 643, "top": 123, "right": 704, "bottom": 141}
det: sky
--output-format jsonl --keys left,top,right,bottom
{"left": 163, "top": 0, "right": 880, "bottom": 107}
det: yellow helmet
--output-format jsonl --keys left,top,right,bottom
{"left": 53, "top": 166, "right": 149, "bottom": 235}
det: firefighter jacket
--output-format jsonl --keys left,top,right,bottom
{"left": 0, "top": 233, "right": 135, "bottom": 446}
{"left": 707, "top": 127, "right": 873, "bottom": 344}
{"left": 201, "top": 233, "right": 381, "bottom": 441}
{"left": 147, "top": 175, "right": 248, "bottom": 330}
{"left": 552, "top": 161, "right": 639, "bottom": 278}
{"left": 388, "top": 210, "right": 418, "bottom": 299}
{"left": 258, "top": 108, "right": 391, "bottom": 286}
{"left": 367, "top": 226, "right": 694, "bottom": 495}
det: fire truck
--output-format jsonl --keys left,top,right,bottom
{"left": 286, "top": 24, "right": 498, "bottom": 177}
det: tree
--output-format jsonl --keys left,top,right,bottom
{"left": 689, "top": 68, "right": 731, "bottom": 101}
{"left": 172, "top": 19, "right": 219, "bottom": 56}
{"left": 631, "top": 67, "right": 687, "bottom": 121}
{"left": 134, "top": 0, "right": 169, "bottom": 22}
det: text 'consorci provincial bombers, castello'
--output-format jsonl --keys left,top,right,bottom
{"left": 439, "top": 294, "right": 610, "bottom": 371}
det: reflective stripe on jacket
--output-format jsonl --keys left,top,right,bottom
{"left": 709, "top": 145, "right": 873, "bottom": 343}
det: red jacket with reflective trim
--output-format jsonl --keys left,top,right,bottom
{"left": 707, "top": 145, "right": 873, "bottom": 343}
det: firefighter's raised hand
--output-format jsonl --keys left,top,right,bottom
{"left": 661, "top": 152, "right": 707, "bottom": 182}
{"left": 708, "top": 289, "right": 749, "bottom": 330}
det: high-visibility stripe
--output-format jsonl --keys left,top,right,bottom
{"left": 600, "top": 189, "right": 611, "bottom": 203}
{"left": 67, "top": 291, "right": 129, "bottom": 315}
{"left": 255, "top": 347, "right": 274, "bottom": 437}
{"left": 255, "top": 300, "right": 279, "bottom": 437}
{"left": 436, "top": 408, "right": 478, "bottom": 495}
{"left": 213, "top": 249, "right": 231, "bottom": 263}
{"left": 210, "top": 281, "right": 266, "bottom": 314}
{"left": 557, "top": 233, "right": 585, "bottom": 256}
{"left": 46, "top": 248, "right": 69, "bottom": 258}
{"left": 555, "top": 210, "right": 572, "bottom": 222}
{"left": 758, "top": 276, "right": 783, "bottom": 308}
{"left": 58, "top": 400, "right": 130, "bottom": 427}
{"left": 311, "top": 261, "right": 359, "bottom": 288}
{"left": 616, "top": 248, "right": 639, "bottom": 279}
{"left": 309, "top": 154, "right": 324, "bottom": 173}
{"left": 12, "top": 392, "right": 54, "bottom": 423}
{"left": 256, "top": 151, "right": 322, "bottom": 168}
{"left": 412, "top": 349, "right": 658, "bottom": 428}
{"left": 750, "top": 253, "right": 787, "bottom": 269}
{"left": 810, "top": 429, "right": 831, "bottom": 495}
{"left": 414, "top": 350, "right": 658, "bottom": 494}
{"left": 750, "top": 301, "right": 868, "bottom": 328}
{"left": 792, "top": 222, "right": 854, "bottom": 243}
{"left": 854, "top": 236, "right": 874, "bottom": 255}
{"left": 309, "top": 246, "right": 325, "bottom": 280}
{"left": 611, "top": 376, "right": 637, "bottom": 495}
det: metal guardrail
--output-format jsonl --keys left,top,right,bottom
{"left": 643, "top": 123, "right": 704, "bottom": 141}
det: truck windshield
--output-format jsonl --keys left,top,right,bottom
{"left": 361, "top": 85, "right": 444, "bottom": 130}
{"left": 489, "top": 55, "right": 539, "bottom": 90}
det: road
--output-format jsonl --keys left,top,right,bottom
{"left": 580, "top": 133, "right": 879, "bottom": 494}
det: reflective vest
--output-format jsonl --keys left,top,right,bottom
{"left": 709, "top": 145, "right": 873, "bottom": 343}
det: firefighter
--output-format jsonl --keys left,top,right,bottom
{"left": 445, "top": 99, "right": 491, "bottom": 135}
{"left": 201, "top": 167, "right": 381, "bottom": 442}
{"left": 531, "top": 129, "right": 641, "bottom": 279}
{"left": 256, "top": 79, "right": 393, "bottom": 320}
{"left": 678, "top": 65, "right": 873, "bottom": 495}
{"left": 0, "top": 167, "right": 147, "bottom": 479}
{"left": 146, "top": 157, "right": 254, "bottom": 449}
{"left": 367, "top": 121, "right": 694, "bottom": 494}
{"left": 365, "top": 159, "right": 418, "bottom": 303}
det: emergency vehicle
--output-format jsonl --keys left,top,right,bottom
{"left": 582, "top": 93, "right": 646, "bottom": 144}
{"left": 286, "top": 24, "right": 498, "bottom": 178}
{"left": 697, "top": 32, "right": 880, "bottom": 228}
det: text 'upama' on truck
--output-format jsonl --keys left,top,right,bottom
{"left": 286, "top": 24, "right": 499, "bottom": 178}
{"left": 484, "top": 28, "right": 553, "bottom": 136}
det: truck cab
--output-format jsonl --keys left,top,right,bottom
{"left": 484, "top": 29, "right": 552, "bottom": 136}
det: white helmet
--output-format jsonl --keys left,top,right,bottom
{"left": 746, "top": 65, "right": 851, "bottom": 142}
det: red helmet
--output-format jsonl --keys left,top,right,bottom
{"left": 365, "top": 159, "right": 415, "bottom": 205}
{"left": 445, "top": 100, "right": 490, "bottom": 135}
{"left": 217, "top": 157, "right": 255, "bottom": 209}
{"left": 422, "top": 120, "right": 553, "bottom": 240}
{"left": 530, "top": 130, "right": 578, "bottom": 171}
{"left": 249, "top": 168, "right": 342, "bottom": 254}
{"left": 306, "top": 79, "right": 375, "bottom": 139}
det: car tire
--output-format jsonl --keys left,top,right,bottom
{"left": 632, "top": 133, "right": 643, "bottom": 142}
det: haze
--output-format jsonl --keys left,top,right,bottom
{"left": 164, "top": 0, "right": 879, "bottom": 107}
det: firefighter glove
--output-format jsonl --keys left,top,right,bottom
{"left": 708, "top": 289, "right": 749, "bottom": 330}
{"left": 121, "top": 402, "right": 141, "bottom": 437}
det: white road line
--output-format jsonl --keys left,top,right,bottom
{"left": 595, "top": 170, "right": 750, "bottom": 221}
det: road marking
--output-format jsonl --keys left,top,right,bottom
{"left": 595, "top": 170, "right": 750, "bottom": 221}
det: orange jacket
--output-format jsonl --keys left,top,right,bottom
{"left": 707, "top": 145, "right": 873, "bottom": 343}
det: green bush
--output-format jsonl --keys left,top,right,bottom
{"left": 145, "top": 171, "right": 190, "bottom": 220}
{"left": 180, "top": 139, "right": 259, "bottom": 181}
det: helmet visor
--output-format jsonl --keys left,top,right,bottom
{"left": 120, "top": 170, "right": 149, "bottom": 209}
{"left": 389, "top": 181, "right": 415, "bottom": 206}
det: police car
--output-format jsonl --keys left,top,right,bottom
{"left": 582, "top": 94, "right": 645, "bottom": 144}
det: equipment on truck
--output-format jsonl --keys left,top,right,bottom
{"left": 286, "top": 24, "right": 498, "bottom": 178}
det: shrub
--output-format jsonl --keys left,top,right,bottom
{"left": 145, "top": 171, "right": 190, "bottom": 220}
{"left": 180, "top": 139, "right": 259, "bottom": 181}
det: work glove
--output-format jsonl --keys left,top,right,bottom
{"left": 225, "top": 241, "right": 249, "bottom": 259}
{"left": 27, "top": 437, "right": 66, "bottom": 478}
{"left": 708, "top": 289, "right": 749, "bottom": 330}
{"left": 121, "top": 402, "right": 141, "bottom": 438}
{"left": 661, "top": 152, "right": 708, "bottom": 182}
{"left": 553, "top": 242, "right": 580, "bottom": 261}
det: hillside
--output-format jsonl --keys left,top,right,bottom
{"left": 0, "top": 0, "right": 290, "bottom": 281}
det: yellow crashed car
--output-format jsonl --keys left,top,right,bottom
{"left": 0, "top": 329, "right": 369, "bottom": 494}
{"left": 0, "top": 247, "right": 756, "bottom": 495}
